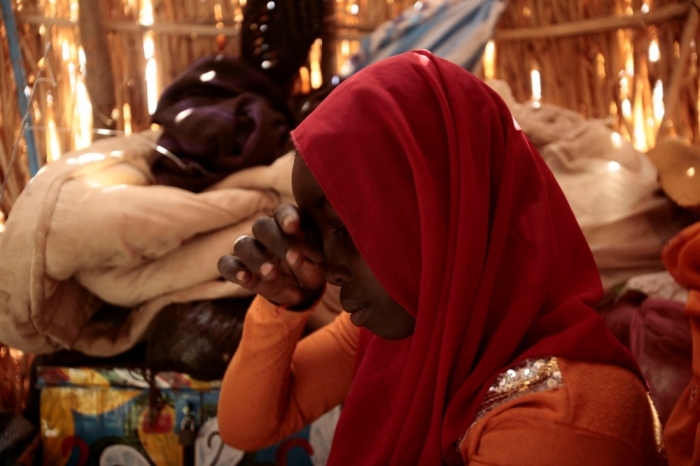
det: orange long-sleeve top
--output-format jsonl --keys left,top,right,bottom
{"left": 662, "top": 222, "right": 700, "bottom": 466}
{"left": 218, "top": 296, "right": 666, "bottom": 465}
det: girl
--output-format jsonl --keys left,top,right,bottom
{"left": 217, "top": 50, "right": 665, "bottom": 465}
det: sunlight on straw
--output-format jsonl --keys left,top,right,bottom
{"left": 69, "top": 0, "right": 78, "bottom": 22}
{"left": 143, "top": 33, "right": 155, "bottom": 60}
{"left": 625, "top": 55, "right": 634, "bottom": 78}
{"left": 348, "top": 3, "right": 359, "bottom": 14}
{"left": 214, "top": 4, "right": 223, "bottom": 21}
{"left": 688, "top": 167, "right": 696, "bottom": 178}
{"left": 124, "top": 0, "right": 137, "bottom": 16}
{"left": 483, "top": 40, "right": 496, "bottom": 80}
{"left": 123, "top": 103, "right": 133, "bottom": 136}
{"left": 143, "top": 31, "right": 159, "bottom": 115}
{"left": 45, "top": 91, "right": 62, "bottom": 162}
{"left": 0, "top": 213, "right": 5, "bottom": 234}
{"left": 653, "top": 80, "right": 664, "bottom": 125}
{"left": 649, "top": 40, "right": 660, "bottom": 63}
{"left": 622, "top": 99, "right": 632, "bottom": 119}
{"left": 299, "top": 67, "right": 311, "bottom": 93}
{"left": 641, "top": 2, "right": 649, "bottom": 14}
{"left": 46, "top": 0, "right": 56, "bottom": 16}
{"left": 74, "top": 78, "right": 93, "bottom": 150}
{"left": 530, "top": 68, "right": 541, "bottom": 102}
{"left": 596, "top": 53, "right": 605, "bottom": 79}
{"left": 310, "top": 39, "right": 323, "bottom": 90}
{"left": 146, "top": 59, "right": 158, "bottom": 114}
{"left": 620, "top": 76, "right": 629, "bottom": 99}
{"left": 341, "top": 40, "right": 350, "bottom": 58}
{"left": 140, "top": 0, "right": 154, "bottom": 26}
{"left": 47, "top": 118, "right": 62, "bottom": 162}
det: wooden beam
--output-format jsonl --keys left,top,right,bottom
{"left": 493, "top": 3, "right": 690, "bottom": 41}
{"left": 78, "top": 0, "right": 116, "bottom": 135}
{"left": 657, "top": 4, "right": 700, "bottom": 139}
{"left": 17, "top": 14, "right": 241, "bottom": 37}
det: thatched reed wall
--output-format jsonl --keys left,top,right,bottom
{"left": 0, "top": 0, "right": 697, "bottom": 216}
{"left": 493, "top": 0, "right": 697, "bottom": 152}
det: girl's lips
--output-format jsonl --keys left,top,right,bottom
{"left": 349, "top": 306, "right": 370, "bottom": 326}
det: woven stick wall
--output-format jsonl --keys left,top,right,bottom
{"left": 493, "top": 0, "right": 698, "bottom": 152}
{"left": 0, "top": 0, "right": 698, "bottom": 216}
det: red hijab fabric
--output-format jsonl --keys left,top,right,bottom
{"left": 291, "top": 51, "right": 641, "bottom": 465}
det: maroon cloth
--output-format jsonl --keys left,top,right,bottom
{"left": 151, "top": 55, "right": 294, "bottom": 192}
{"left": 291, "top": 51, "right": 642, "bottom": 464}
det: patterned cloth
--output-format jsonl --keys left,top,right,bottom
{"left": 342, "top": 0, "right": 506, "bottom": 76}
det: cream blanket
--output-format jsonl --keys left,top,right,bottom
{"left": 487, "top": 80, "right": 693, "bottom": 291}
{"left": 0, "top": 131, "right": 309, "bottom": 355}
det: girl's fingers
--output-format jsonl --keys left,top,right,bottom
{"left": 219, "top": 254, "right": 313, "bottom": 307}
{"left": 218, "top": 255, "right": 261, "bottom": 290}
{"left": 252, "top": 217, "right": 294, "bottom": 264}
{"left": 222, "top": 210, "right": 327, "bottom": 307}
{"left": 274, "top": 204, "right": 301, "bottom": 235}
{"left": 254, "top": 216, "right": 324, "bottom": 276}
{"left": 232, "top": 235, "right": 279, "bottom": 281}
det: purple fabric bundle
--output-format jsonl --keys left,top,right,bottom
{"left": 602, "top": 292, "right": 692, "bottom": 425}
{"left": 151, "top": 55, "right": 295, "bottom": 192}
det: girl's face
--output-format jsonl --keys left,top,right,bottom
{"left": 292, "top": 155, "right": 415, "bottom": 340}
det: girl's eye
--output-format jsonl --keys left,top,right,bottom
{"left": 332, "top": 225, "right": 350, "bottom": 238}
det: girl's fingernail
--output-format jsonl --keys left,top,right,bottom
{"left": 283, "top": 215, "right": 296, "bottom": 231}
{"left": 286, "top": 249, "right": 300, "bottom": 265}
{"left": 260, "top": 262, "right": 273, "bottom": 277}
{"left": 235, "top": 270, "right": 247, "bottom": 282}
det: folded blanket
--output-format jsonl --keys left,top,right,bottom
{"left": 0, "top": 131, "right": 300, "bottom": 356}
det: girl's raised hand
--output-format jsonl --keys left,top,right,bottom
{"left": 218, "top": 204, "right": 326, "bottom": 309}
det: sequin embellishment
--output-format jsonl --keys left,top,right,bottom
{"left": 456, "top": 357, "right": 563, "bottom": 451}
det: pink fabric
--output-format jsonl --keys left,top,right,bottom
{"left": 291, "top": 51, "right": 642, "bottom": 465}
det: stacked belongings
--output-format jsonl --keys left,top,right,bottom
{"left": 0, "top": 55, "right": 328, "bottom": 360}
{"left": 0, "top": 55, "right": 341, "bottom": 466}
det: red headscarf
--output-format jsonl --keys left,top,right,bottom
{"left": 291, "top": 51, "right": 641, "bottom": 464}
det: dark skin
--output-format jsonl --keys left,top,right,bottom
{"left": 218, "top": 155, "right": 415, "bottom": 340}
